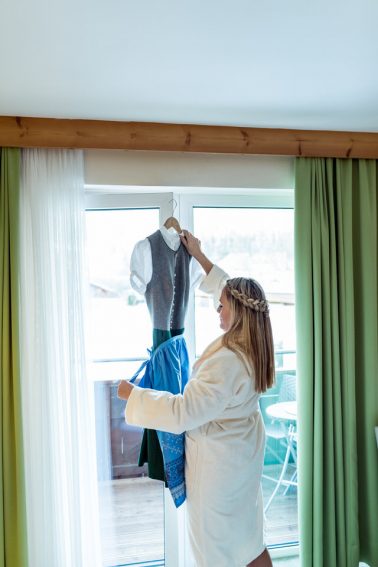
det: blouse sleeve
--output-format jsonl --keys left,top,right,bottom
{"left": 129, "top": 239, "right": 152, "bottom": 295}
{"left": 189, "top": 257, "right": 204, "bottom": 290}
{"left": 125, "top": 348, "right": 239, "bottom": 435}
{"left": 199, "top": 264, "right": 230, "bottom": 309}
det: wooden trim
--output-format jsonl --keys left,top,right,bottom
{"left": 1, "top": 116, "right": 378, "bottom": 158}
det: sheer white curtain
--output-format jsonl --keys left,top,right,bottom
{"left": 19, "top": 149, "right": 102, "bottom": 567}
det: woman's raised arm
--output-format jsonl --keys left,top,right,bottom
{"left": 180, "top": 230, "right": 213, "bottom": 275}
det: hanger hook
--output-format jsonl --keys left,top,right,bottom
{"left": 168, "top": 198, "right": 178, "bottom": 214}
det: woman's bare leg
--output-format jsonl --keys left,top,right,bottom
{"left": 246, "top": 548, "right": 273, "bottom": 567}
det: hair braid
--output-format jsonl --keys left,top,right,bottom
{"left": 222, "top": 276, "right": 275, "bottom": 393}
{"left": 226, "top": 282, "right": 269, "bottom": 314}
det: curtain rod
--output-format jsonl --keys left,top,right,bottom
{"left": 1, "top": 116, "right": 378, "bottom": 158}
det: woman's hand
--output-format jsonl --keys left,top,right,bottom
{"left": 180, "top": 230, "right": 202, "bottom": 257}
{"left": 180, "top": 230, "right": 214, "bottom": 275}
{"left": 117, "top": 380, "right": 134, "bottom": 400}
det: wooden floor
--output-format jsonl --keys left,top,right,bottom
{"left": 98, "top": 464, "right": 298, "bottom": 567}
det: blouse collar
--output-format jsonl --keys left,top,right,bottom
{"left": 160, "top": 225, "right": 180, "bottom": 251}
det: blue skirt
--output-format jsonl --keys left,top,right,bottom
{"left": 130, "top": 335, "right": 189, "bottom": 507}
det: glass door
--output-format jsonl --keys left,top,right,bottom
{"left": 84, "top": 188, "right": 298, "bottom": 565}
{"left": 85, "top": 192, "right": 179, "bottom": 567}
{"left": 179, "top": 191, "right": 298, "bottom": 559}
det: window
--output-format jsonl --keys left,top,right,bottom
{"left": 85, "top": 194, "right": 172, "bottom": 567}
{"left": 86, "top": 207, "right": 158, "bottom": 364}
{"left": 85, "top": 188, "right": 298, "bottom": 567}
{"left": 192, "top": 204, "right": 297, "bottom": 549}
{"left": 181, "top": 191, "right": 298, "bottom": 559}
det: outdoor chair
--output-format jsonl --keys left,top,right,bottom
{"left": 263, "top": 374, "right": 297, "bottom": 513}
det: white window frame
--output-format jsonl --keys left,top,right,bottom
{"left": 85, "top": 185, "right": 297, "bottom": 567}
{"left": 85, "top": 190, "right": 174, "bottom": 217}
{"left": 85, "top": 188, "right": 186, "bottom": 567}
{"left": 176, "top": 189, "right": 294, "bottom": 365}
{"left": 178, "top": 189, "right": 296, "bottom": 565}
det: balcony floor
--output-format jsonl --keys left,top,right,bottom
{"left": 99, "top": 463, "right": 298, "bottom": 567}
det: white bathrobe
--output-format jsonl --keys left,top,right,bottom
{"left": 125, "top": 265, "right": 266, "bottom": 567}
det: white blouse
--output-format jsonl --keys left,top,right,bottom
{"left": 130, "top": 226, "right": 203, "bottom": 295}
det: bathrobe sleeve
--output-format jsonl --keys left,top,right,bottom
{"left": 199, "top": 264, "right": 229, "bottom": 309}
{"left": 125, "top": 347, "right": 240, "bottom": 435}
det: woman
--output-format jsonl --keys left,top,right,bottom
{"left": 118, "top": 231, "right": 274, "bottom": 567}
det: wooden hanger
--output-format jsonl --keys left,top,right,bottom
{"left": 163, "top": 198, "right": 182, "bottom": 234}
{"left": 163, "top": 216, "right": 182, "bottom": 234}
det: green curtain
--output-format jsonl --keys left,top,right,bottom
{"left": 0, "top": 148, "right": 28, "bottom": 566}
{"left": 295, "top": 157, "right": 378, "bottom": 567}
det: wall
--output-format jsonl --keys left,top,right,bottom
{"left": 84, "top": 150, "right": 294, "bottom": 190}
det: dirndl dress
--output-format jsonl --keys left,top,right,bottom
{"left": 129, "top": 334, "right": 189, "bottom": 507}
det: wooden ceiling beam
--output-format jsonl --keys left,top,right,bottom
{"left": 1, "top": 116, "right": 378, "bottom": 158}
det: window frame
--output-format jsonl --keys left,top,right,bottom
{"left": 85, "top": 185, "right": 297, "bottom": 566}
{"left": 177, "top": 189, "right": 294, "bottom": 363}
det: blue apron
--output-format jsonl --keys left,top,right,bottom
{"left": 129, "top": 335, "right": 189, "bottom": 507}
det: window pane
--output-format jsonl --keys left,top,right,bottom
{"left": 194, "top": 207, "right": 295, "bottom": 356}
{"left": 86, "top": 208, "right": 158, "bottom": 361}
{"left": 86, "top": 208, "right": 164, "bottom": 567}
{"left": 194, "top": 207, "right": 298, "bottom": 548}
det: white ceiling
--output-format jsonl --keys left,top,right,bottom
{"left": 1, "top": 0, "right": 378, "bottom": 132}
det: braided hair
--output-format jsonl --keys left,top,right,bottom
{"left": 221, "top": 277, "right": 275, "bottom": 393}
{"left": 225, "top": 282, "right": 270, "bottom": 315}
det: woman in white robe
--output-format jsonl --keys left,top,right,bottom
{"left": 118, "top": 232, "right": 274, "bottom": 567}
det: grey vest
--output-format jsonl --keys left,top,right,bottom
{"left": 145, "top": 230, "right": 191, "bottom": 330}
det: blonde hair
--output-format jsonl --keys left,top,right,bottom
{"left": 221, "top": 277, "right": 275, "bottom": 393}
